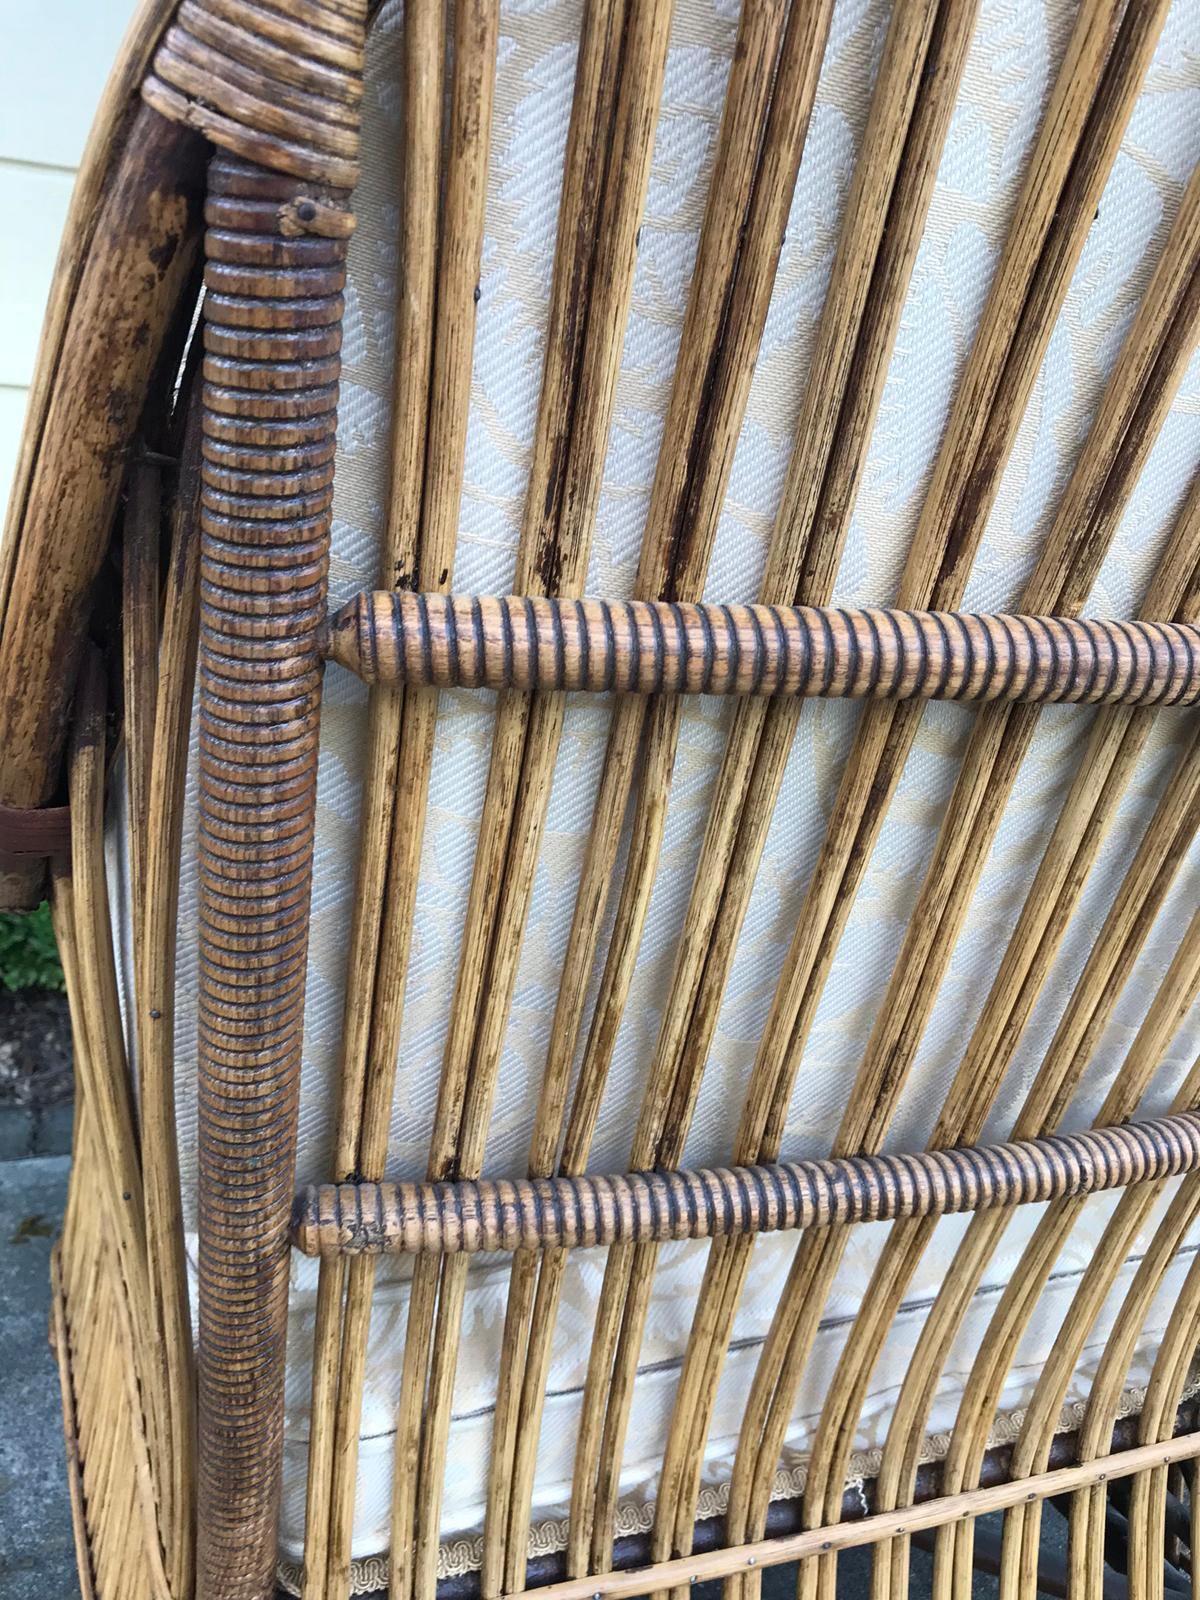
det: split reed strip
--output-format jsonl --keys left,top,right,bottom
{"left": 567, "top": 1, "right": 950, "bottom": 1575}
{"left": 136, "top": 386, "right": 205, "bottom": 1600}
{"left": 53, "top": 780, "right": 171, "bottom": 1600}
{"left": 404, "top": 5, "right": 675, "bottom": 1596}
{"left": 52, "top": 663, "right": 168, "bottom": 1507}
{"left": 497, "top": 1429, "right": 1200, "bottom": 1600}
{"left": 122, "top": 460, "right": 160, "bottom": 940}
{"left": 57, "top": 945, "right": 164, "bottom": 1600}
{"left": 489, "top": 3, "right": 836, "bottom": 1587}
{"left": 120, "top": 461, "right": 163, "bottom": 1565}
{"left": 302, "top": 0, "right": 446, "bottom": 1592}
{"left": 60, "top": 1162, "right": 165, "bottom": 1600}
{"left": 707, "top": 9, "right": 1178, "bottom": 1587}
{"left": 50, "top": 1245, "right": 97, "bottom": 1600}
{"left": 784, "top": 132, "right": 1200, "bottom": 1600}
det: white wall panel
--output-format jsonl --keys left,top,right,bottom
{"left": 0, "top": 2, "right": 137, "bottom": 170}
{"left": 0, "top": 388, "right": 29, "bottom": 528}
{"left": 0, "top": 0, "right": 136, "bottom": 526}
{"left": 0, "top": 164, "right": 75, "bottom": 391}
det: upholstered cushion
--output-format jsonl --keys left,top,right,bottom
{"left": 109, "top": 0, "right": 1200, "bottom": 1576}
{"left": 276, "top": 1207, "right": 1200, "bottom": 1575}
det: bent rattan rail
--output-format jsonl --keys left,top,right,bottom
{"left": 5, "top": 2, "right": 1200, "bottom": 1600}
{"left": 294, "top": 1113, "right": 1200, "bottom": 1256}
{"left": 327, "top": 591, "right": 1200, "bottom": 704}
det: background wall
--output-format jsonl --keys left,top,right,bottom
{"left": 0, "top": 2, "right": 136, "bottom": 521}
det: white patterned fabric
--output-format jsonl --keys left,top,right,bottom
{"left": 109, "top": 0, "right": 1200, "bottom": 1576}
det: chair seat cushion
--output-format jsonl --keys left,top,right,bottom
{"left": 271, "top": 1197, "right": 1200, "bottom": 1571}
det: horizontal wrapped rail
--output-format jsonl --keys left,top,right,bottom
{"left": 326, "top": 590, "right": 1200, "bottom": 705}
{"left": 293, "top": 1109, "right": 1200, "bottom": 1256}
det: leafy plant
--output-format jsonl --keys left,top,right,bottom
{"left": 0, "top": 902, "right": 65, "bottom": 992}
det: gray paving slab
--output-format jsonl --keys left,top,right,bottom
{"left": 0, "top": 1154, "right": 78, "bottom": 1600}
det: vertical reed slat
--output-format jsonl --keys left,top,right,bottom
{"left": 486, "top": 1, "right": 821, "bottom": 1576}
{"left": 378, "top": 3, "right": 501, "bottom": 1594}
{"left": 136, "top": 375, "right": 205, "bottom": 1600}
{"left": 713, "top": 11, "right": 1177, "bottom": 1592}
{"left": 650, "top": 4, "right": 982, "bottom": 1574}
{"left": 568, "top": 1, "right": 955, "bottom": 1576}
{"left": 303, "top": 0, "right": 447, "bottom": 1592}
{"left": 403, "top": 3, "right": 672, "bottom": 1594}
{"left": 796, "top": 125, "right": 1199, "bottom": 1600}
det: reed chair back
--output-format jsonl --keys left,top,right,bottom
{"left": 3, "top": 3, "right": 1200, "bottom": 1600}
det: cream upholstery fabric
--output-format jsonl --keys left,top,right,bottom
{"left": 109, "top": 0, "right": 1200, "bottom": 1577}
{"left": 274, "top": 1205, "right": 1200, "bottom": 1577}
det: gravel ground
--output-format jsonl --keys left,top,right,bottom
{"left": 0, "top": 991, "right": 74, "bottom": 1161}
{"left": 0, "top": 989, "right": 76, "bottom": 1597}
{"left": 0, "top": 1154, "right": 76, "bottom": 1600}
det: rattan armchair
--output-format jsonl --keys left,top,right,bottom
{"left": 3, "top": 1, "right": 1200, "bottom": 1598}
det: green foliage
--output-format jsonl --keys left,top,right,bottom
{"left": 0, "top": 902, "right": 65, "bottom": 992}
